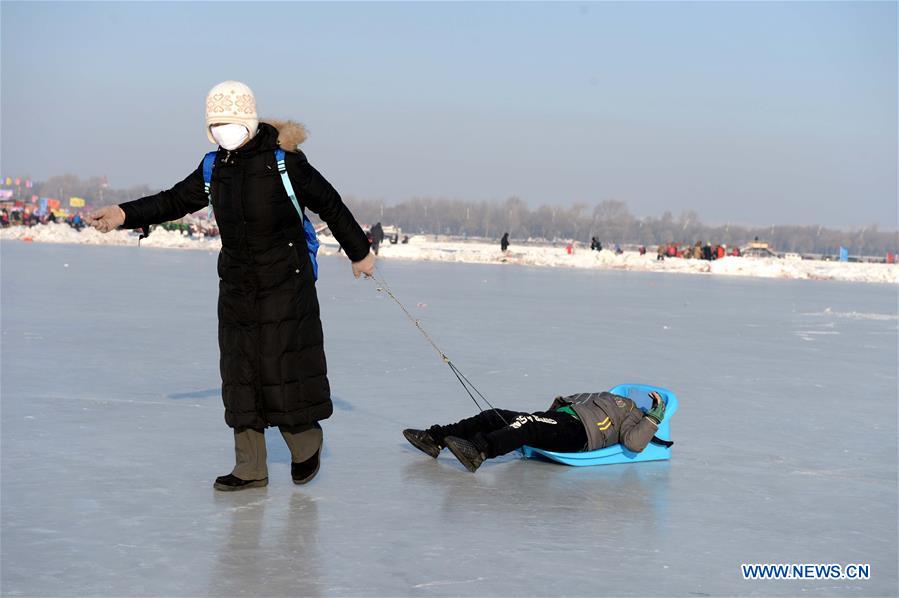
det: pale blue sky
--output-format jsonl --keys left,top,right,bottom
{"left": 2, "top": 1, "right": 896, "bottom": 227}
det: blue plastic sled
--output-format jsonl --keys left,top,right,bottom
{"left": 521, "top": 383, "right": 678, "bottom": 467}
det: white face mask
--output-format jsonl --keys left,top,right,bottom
{"left": 210, "top": 123, "right": 249, "bottom": 150}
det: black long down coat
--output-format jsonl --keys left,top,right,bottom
{"left": 120, "top": 121, "right": 370, "bottom": 429}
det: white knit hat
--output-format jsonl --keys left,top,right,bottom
{"left": 205, "top": 80, "right": 259, "bottom": 144}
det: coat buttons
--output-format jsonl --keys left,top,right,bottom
{"left": 295, "top": 269, "right": 300, "bottom": 274}
{"left": 288, "top": 242, "right": 293, "bottom": 247}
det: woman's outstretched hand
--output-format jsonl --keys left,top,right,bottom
{"left": 84, "top": 205, "right": 126, "bottom": 233}
{"left": 352, "top": 251, "right": 376, "bottom": 279}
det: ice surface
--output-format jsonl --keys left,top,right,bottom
{"left": 2, "top": 241, "right": 897, "bottom": 596}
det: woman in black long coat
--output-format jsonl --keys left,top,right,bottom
{"left": 87, "top": 81, "right": 374, "bottom": 491}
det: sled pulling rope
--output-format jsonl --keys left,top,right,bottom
{"left": 370, "top": 266, "right": 508, "bottom": 424}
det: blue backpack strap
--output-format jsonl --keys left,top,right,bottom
{"left": 275, "top": 149, "right": 303, "bottom": 218}
{"left": 275, "top": 149, "right": 320, "bottom": 280}
{"left": 202, "top": 151, "right": 217, "bottom": 218}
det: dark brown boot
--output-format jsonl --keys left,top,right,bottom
{"left": 213, "top": 474, "right": 268, "bottom": 491}
{"left": 291, "top": 451, "right": 320, "bottom": 485}
{"left": 290, "top": 423, "right": 322, "bottom": 485}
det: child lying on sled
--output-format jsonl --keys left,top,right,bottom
{"left": 403, "top": 391, "right": 666, "bottom": 472}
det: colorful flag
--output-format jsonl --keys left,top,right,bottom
{"left": 25, "top": 179, "right": 32, "bottom": 189}
{"left": 15, "top": 178, "right": 21, "bottom": 186}
{"left": 47, "top": 198, "right": 61, "bottom": 210}
{"left": 3, "top": 177, "right": 10, "bottom": 186}
{"left": 69, "top": 197, "right": 86, "bottom": 208}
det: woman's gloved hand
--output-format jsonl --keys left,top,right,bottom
{"left": 352, "top": 251, "right": 376, "bottom": 279}
{"left": 645, "top": 391, "right": 666, "bottom": 425}
{"left": 84, "top": 205, "right": 126, "bottom": 233}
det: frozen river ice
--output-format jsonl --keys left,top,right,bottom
{"left": 2, "top": 241, "right": 897, "bottom": 596}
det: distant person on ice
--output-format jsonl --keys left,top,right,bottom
{"left": 370, "top": 221, "right": 385, "bottom": 255}
{"left": 85, "top": 81, "right": 375, "bottom": 491}
{"left": 500, "top": 232, "right": 510, "bottom": 252}
{"left": 403, "top": 391, "right": 666, "bottom": 472}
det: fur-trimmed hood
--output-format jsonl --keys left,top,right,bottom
{"left": 263, "top": 119, "right": 308, "bottom": 153}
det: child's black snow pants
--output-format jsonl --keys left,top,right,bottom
{"left": 428, "top": 409, "right": 587, "bottom": 458}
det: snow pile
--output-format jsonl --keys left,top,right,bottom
{"left": 3, "top": 224, "right": 896, "bottom": 284}
{"left": 327, "top": 238, "right": 897, "bottom": 284}
{"left": 325, "top": 237, "right": 896, "bottom": 284}
{"left": 709, "top": 256, "right": 807, "bottom": 279}
{"left": 0, "top": 223, "right": 222, "bottom": 250}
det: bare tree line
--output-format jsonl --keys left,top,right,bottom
{"left": 34, "top": 174, "right": 155, "bottom": 207}
{"left": 343, "top": 196, "right": 897, "bottom": 256}
{"left": 27, "top": 175, "right": 898, "bottom": 255}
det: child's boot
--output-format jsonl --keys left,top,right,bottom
{"left": 403, "top": 429, "right": 442, "bottom": 458}
{"left": 444, "top": 436, "right": 486, "bottom": 472}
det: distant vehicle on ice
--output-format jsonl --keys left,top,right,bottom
{"left": 741, "top": 240, "right": 779, "bottom": 258}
